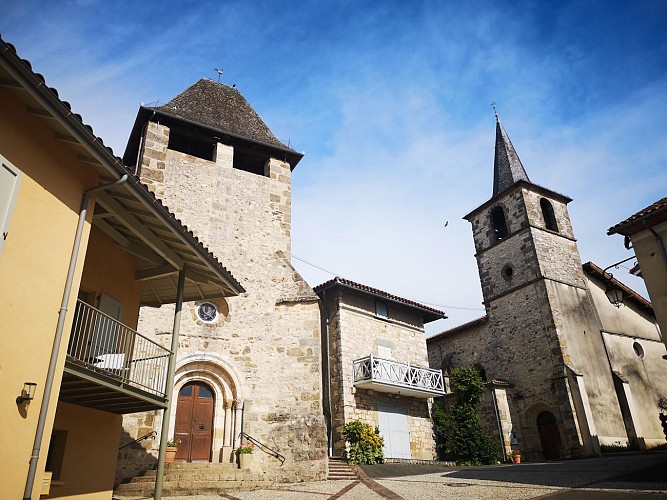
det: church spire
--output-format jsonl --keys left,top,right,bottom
{"left": 492, "top": 113, "right": 530, "bottom": 196}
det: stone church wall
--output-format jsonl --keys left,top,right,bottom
{"left": 119, "top": 122, "right": 327, "bottom": 483}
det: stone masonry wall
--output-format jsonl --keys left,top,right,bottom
{"left": 119, "top": 122, "right": 326, "bottom": 483}
{"left": 427, "top": 282, "right": 585, "bottom": 461}
{"left": 330, "top": 288, "right": 436, "bottom": 460}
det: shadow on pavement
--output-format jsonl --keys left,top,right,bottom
{"left": 360, "top": 455, "right": 667, "bottom": 491}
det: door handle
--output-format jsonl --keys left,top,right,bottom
{"left": 199, "top": 423, "right": 205, "bottom": 430}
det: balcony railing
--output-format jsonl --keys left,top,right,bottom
{"left": 353, "top": 354, "right": 445, "bottom": 398}
{"left": 67, "top": 299, "right": 171, "bottom": 398}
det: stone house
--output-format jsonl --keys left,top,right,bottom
{"left": 0, "top": 36, "right": 242, "bottom": 500}
{"left": 608, "top": 197, "right": 667, "bottom": 350}
{"left": 427, "top": 116, "right": 667, "bottom": 462}
{"left": 315, "top": 277, "right": 446, "bottom": 460}
{"left": 117, "top": 79, "right": 328, "bottom": 485}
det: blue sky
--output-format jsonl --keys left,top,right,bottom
{"left": 3, "top": 0, "right": 666, "bottom": 332}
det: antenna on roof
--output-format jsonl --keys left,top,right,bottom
{"left": 214, "top": 68, "right": 224, "bottom": 82}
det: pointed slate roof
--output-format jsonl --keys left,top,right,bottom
{"left": 151, "top": 78, "right": 288, "bottom": 150}
{"left": 493, "top": 114, "right": 530, "bottom": 196}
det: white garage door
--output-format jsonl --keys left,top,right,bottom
{"left": 377, "top": 402, "right": 411, "bottom": 459}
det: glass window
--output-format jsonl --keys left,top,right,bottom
{"left": 179, "top": 385, "right": 193, "bottom": 397}
{"left": 198, "top": 385, "right": 213, "bottom": 398}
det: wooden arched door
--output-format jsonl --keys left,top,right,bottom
{"left": 174, "top": 382, "right": 214, "bottom": 461}
{"left": 537, "top": 411, "right": 562, "bottom": 460}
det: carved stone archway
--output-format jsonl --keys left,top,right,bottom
{"left": 168, "top": 353, "right": 246, "bottom": 462}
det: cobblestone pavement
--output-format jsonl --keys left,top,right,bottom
{"left": 121, "top": 454, "right": 667, "bottom": 500}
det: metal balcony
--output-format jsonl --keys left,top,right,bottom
{"left": 61, "top": 299, "right": 172, "bottom": 413}
{"left": 353, "top": 355, "right": 445, "bottom": 398}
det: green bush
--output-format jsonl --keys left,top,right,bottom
{"left": 342, "top": 420, "right": 384, "bottom": 465}
{"left": 433, "top": 367, "right": 499, "bottom": 465}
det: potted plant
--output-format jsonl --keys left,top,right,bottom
{"left": 165, "top": 439, "right": 179, "bottom": 464}
{"left": 236, "top": 441, "right": 254, "bottom": 469}
{"left": 509, "top": 449, "right": 521, "bottom": 464}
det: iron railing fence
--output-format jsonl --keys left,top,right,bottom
{"left": 353, "top": 354, "right": 445, "bottom": 395}
{"left": 67, "top": 299, "right": 171, "bottom": 397}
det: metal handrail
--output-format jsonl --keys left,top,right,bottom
{"left": 353, "top": 354, "right": 445, "bottom": 395}
{"left": 239, "top": 432, "right": 286, "bottom": 465}
{"left": 67, "top": 299, "right": 172, "bottom": 397}
{"left": 119, "top": 430, "right": 157, "bottom": 450}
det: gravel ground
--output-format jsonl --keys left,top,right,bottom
{"left": 117, "top": 453, "right": 667, "bottom": 500}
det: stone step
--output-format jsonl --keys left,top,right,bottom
{"left": 115, "top": 472, "right": 271, "bottom": 497}
{"left": 142, "top": 463, "right": 238, "bottom": 476}
{"left": 327, "top": 459, "right": 357, "bottom": 480}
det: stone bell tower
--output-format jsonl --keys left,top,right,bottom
{"left": 117, "top": 79, "right": 327, "bottom": 484}
{"left": 462, "top": 114, "right": 601, "bottom": 460}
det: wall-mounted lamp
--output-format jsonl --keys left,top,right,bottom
{"left": 605, "top": 286, "right": 624, "bottom": 308}
{"left": 601, "top": 256, "right": 636, "bottom": 308}
{"left": 16, "top": 382, "right": 37, "bottom": 405}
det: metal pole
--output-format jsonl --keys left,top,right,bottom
{"left": 23, "top": 175, "right": 128, "bottom": 500}
{"left": 154, "top": 268, "right": 185, "bottom": 500}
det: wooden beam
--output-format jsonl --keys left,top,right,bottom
{"left": 94, "top": 218, "right": 131, "bottom": 247}
{"left": 184, "top": 268, "right": 211, "bottom": 284}
{"left": 26, "top": 106, "right": 54, "bottom": 118}
{"left": 96, "top": 192, "right": 184, "bottom": 270}
{"left": 0, "top": 78, "right": 22, "bottom": 89}
{"left": 136, "top": 264, "right": 177, "bottom": 281}
{"left": 124, "top": 243, "right": 166, "bottom": 266}
{"left": 78, "top": 153, "right": 101, "bottom": 166}
{"left": 54, "top": 132, "right": 79, "bottom": 143}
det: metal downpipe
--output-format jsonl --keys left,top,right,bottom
{"left": 154, "top": 268, "right": 186, "bottom": 500}
{"left": 321, "top": 288, "right": 333, "bottom": 457}
{"left": 23, "top": 174, "right": 128, "bottom": 500}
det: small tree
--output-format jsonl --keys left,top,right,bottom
{"left": 434, "top": 367, "right": 499, "bottom": 465}
{"left": 342, "top": 420, "right": 384, "bottom": 465}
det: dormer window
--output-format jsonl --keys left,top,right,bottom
{"left": 540, "top": 198, "right": 559, "bottom": 232}
{"left": 375, "top": 300, "right": 389, "bottom": 319}
{"left": 490, "top": 205, "right": 508, "bottom": 242}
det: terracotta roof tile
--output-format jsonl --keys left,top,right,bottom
{"left": 314, "top": 277, "right": 446, "bottom": 321}
{"left": 608, "top": 197, "right": 667, "bottom": 236}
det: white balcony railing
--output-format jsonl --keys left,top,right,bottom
{"left": 67, "top": 299, "right": 171, "bottom": 397}
{"left": 353, "top": 355, "right": 445, "bottom": 398}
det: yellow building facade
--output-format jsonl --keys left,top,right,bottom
{"left": 0, "top": 37, "right": 242, "bottom": 499}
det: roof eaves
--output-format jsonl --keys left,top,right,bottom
{"left": 0, "top": 35, "right": 244, "bottom": 295}
{"left": 464, "top": 180, "right": 572, "bottom": 221}
{"left": 427, "top": 315, "right": 489, "bottom": 342}
{"left": 583, "top": 261, "right": 652, "bottom": 314}
{"left": 314, "top": 277, "right": 446, "bottom": 321}
{"left": 607, "top": 197, "right": 667, "bottom": 236}
{"left": 148, "top": 106, "right": 303, "bottom": 158}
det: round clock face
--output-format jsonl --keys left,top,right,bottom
{"left": 197, "top": 302, "right": 218, "bottom": 323}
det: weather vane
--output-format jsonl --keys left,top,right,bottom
{"left": 214, "top": 68, "right": 223, "bottom": 82}
{"left": 490, "top": 101, "right": 498, "bottom": 117}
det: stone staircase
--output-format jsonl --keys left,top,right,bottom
{"left": 327, "top": 458, "right": 357, "bottom": 480}
{"left": 114, "top": 462, "right": 272, "bottom": 497}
